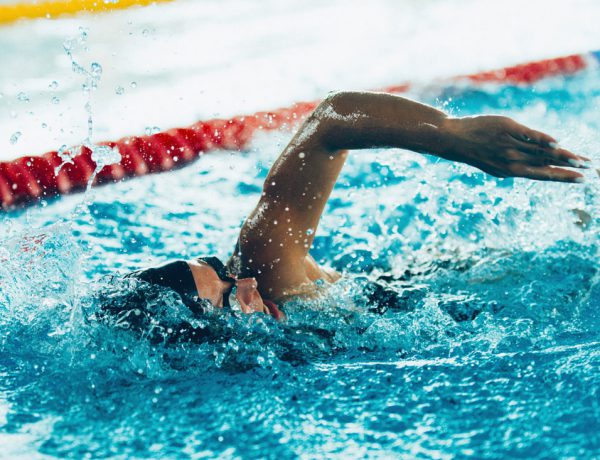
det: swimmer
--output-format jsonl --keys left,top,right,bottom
{"left": 110, "top": 91, "right": 589, "bottom": 325}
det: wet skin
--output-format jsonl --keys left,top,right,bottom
{"left": 190, "top": 91, "right": 589, "bottom": 306}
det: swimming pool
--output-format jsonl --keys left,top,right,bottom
{"left": 1, "top": 58, "right": 600, "bottom": 458}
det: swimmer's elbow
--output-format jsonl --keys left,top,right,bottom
{"left": 320, "top": 90, "right": 356, "bottom": 110}
{"left": 291, "top": 90, "right": 369, "bottom": 152}
{"left": 315, "top": 91, "right": 354, "bottom": 126}
{"left": 311, "top": 91, "right": 365, "bottom": 152}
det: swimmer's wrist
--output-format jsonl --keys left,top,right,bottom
{"left": 436, "top": 116, "right": 469, "bottom": 160}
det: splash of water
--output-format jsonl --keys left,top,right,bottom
{"left": 59, "top": 28, "right": 121, "bottom": 189}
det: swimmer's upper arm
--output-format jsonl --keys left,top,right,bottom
{"left": 232, "top": 95, "right": 349, "bottom": 289}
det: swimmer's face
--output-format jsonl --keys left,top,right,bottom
{"left": 189, "top": 260, "right": 269, "bottom": 315}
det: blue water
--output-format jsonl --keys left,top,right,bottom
{"left": 1, "top": 68, "right": 600, "bottom": 459}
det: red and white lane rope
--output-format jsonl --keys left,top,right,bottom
{"left": 0, "top": 53, "right": 593, "bottom": 209}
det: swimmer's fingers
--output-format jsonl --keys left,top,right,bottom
{"left": 504, "top": 149, "right": 558, "bottom": 167}
{"left": 511, "top": 125, "right": 556, "bottom": 147}
{"left": 512, "top": 141, "right": 591, "bottom": 167}
{"left": 509, "top": 123, "right": 591, "bottom": 164}
{"left": 510, "top": 165, "right": 585, "bottom": 183}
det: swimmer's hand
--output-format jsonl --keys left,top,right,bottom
{"left": 440, "top": 116, "right": 589, "bottom": 183}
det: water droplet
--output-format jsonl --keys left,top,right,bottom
{"left": 90, "top": 144, "right": 121, "bottom": 169}
{"left": 49, "top": 80, "right": 59, "bottom": 89}
{"left": 90, "top": 62, "right": 102, "bottom": 78}
{"left": 9, "top": 131, "right": 21, "bottom": 144}
{"left": 17, "top": 92, "right": 29, "bottom": 102}
{"left": 144, "top": 126, "right": 161, "bottom": 135}
{"left": 130, "top": 81, "right": 137, "bottom": 89}
{"left": 51, "top": 96, "right": 60, "bottom": 105}
{"left": 115, "top": 86, "right": 125, "bottom": 95}
{"left": 57, "top": 145, "right": 75, "bottom": 166}
{"left": 306, "top": 228, "right": 314, "bottom": 235}
{"left": 41, "top": 122, "right": 47, "bottom": 128}
{"left": 72, "top": 62, "right": 86, "bottom": 75}
{"left": 298, "top": 152, "right": 305, "bottom": 159}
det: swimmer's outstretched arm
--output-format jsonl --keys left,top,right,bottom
{"left": 231, "top": 91, "right": 589, "bottom": 299}
{"left": 306, "top": 91, "right": 589, "bottom": 180}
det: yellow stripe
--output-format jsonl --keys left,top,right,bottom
{"left": 0, "top": 0, "right": 173, "bottom": 25}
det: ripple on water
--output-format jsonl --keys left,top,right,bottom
{"left": 1, "top": 70, "right": 600, "bottom": 458}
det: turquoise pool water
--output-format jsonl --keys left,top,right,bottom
{"left": 1, "top": 68, "right": 600, "bottom": 458}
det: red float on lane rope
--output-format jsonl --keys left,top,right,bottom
{"left": 464, "top": 54, "right": 587, "bottom": 84}
{"left": 0, "top": 53, "right": 591, "bottom": 209}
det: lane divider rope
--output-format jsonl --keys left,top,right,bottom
{"left": 0, "top": 0, "right": 172, "bottom": 25}
{"left": 0, "top": 52, "right": 594, "bottom": 210}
